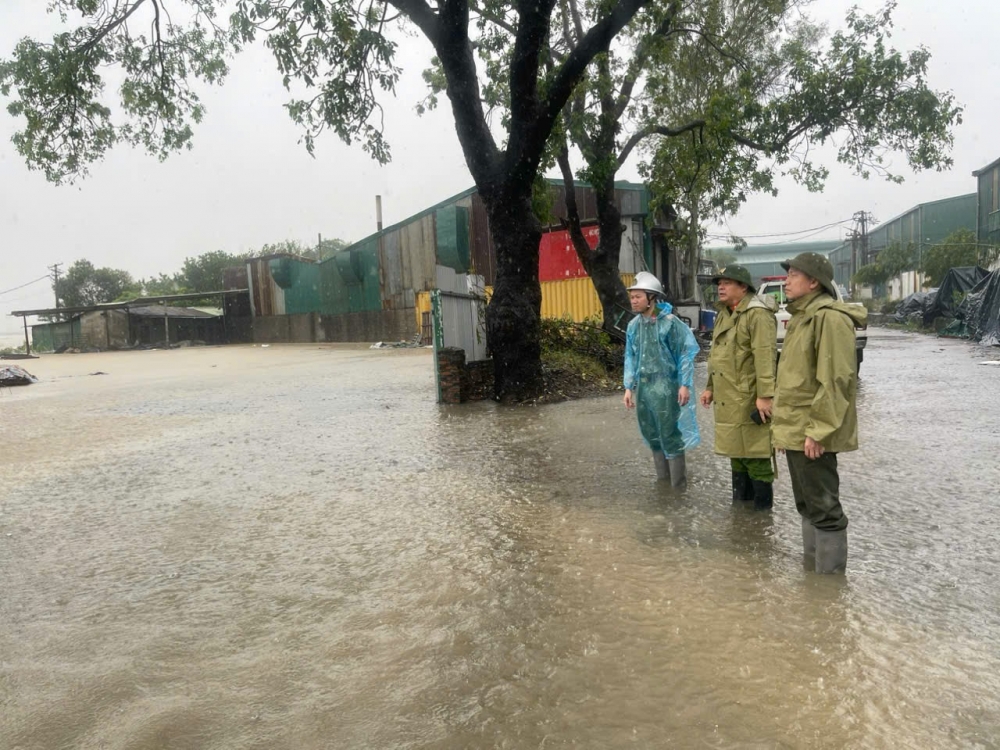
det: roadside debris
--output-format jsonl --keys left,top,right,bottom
{"left": 0, "top": 365, "right": 38, "bottom": 386}
{"left": 53, "top": 339, "right": 208, "bottom": 354}
{"left": 371, "top": 336, "right": 427, "bottom": 349}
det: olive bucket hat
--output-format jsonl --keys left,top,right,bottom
{"left": 711, "top": 264, "right": 756, "bottom": 294}
{"left": 781, "top": 252, "right": 837, "bottom": 297}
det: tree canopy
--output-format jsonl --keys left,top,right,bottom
{"left": 55, "top": 259, "right": 139, "bottom": 308}
{"left": 0, "top": 0, "right": 963, "bottom": 398}
{"left": 641, "top": 1, "right": 961, "bottom": 296}
{"left": 922, "top": 229, "right": 998, "bottom": 287}
{"left": 852, "top": 240, "right": 918, "bottom": 288}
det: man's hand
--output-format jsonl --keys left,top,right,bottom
{"left": 700, "top": 389, "right": 713, "bottom": 408}
{"left": 755, "top": 397, "right": 774, "bottom": 423}
{"left": 804, "top": 436, "right": 825, "bottom": 460}
{"left": 624, "top": 389, "right": 635, "bottom": 409}
{"left": 677, "top": 386, "right": 690, "bottom": 406}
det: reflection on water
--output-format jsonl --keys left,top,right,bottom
{"left": 1, "top": 336, "right": 998, "bottom": 749}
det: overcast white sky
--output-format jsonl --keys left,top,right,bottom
{"left": 2, "top": 0, "right": 998, "bottom": 338}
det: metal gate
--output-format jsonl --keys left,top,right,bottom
{"left": 431, "top": 285, "right": 487, "bottom": 403}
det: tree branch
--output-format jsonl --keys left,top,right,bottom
{"left": 387, "top": 0, "right": 441, "bottom": 45}
{"left": 556, "top": 139, "right": 597, "bottom": 265}
{"left": 394, "top": 0, "right": 502, "bottom": 186}
{"left": 615, "top": 2, "right": 681, "bottom": 119}
{"left": 507, "top": 0, "right": 560, "bottom": 169}
{"left": 78, "top": 0, "right": 149, "bottom": 57}
{"left": 566, "top": 0, "right": 585, "bottom": 42}
{"left": 617, "top": 120, "right": 704, "bottom": 167}
{"left": 670, "top": 26, "right": 751, "bottom": 70}
{"left": 470, "top": 2, "right": 518, "bottom": 35}
{"left": 509, "top": 0, "right": 653, "bottom": 187}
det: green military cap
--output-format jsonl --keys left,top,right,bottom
{"left": 711, "top": 264, "right": 756, "bottom": 294}
{"left": 781, "top": 252, "right": 837, "bottom": 297}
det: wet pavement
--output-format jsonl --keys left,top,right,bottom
{"left": 2, "top": 333, "right": 999, "bottom": 749}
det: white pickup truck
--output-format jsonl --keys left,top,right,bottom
{"left": 757, "top": 276, "right": 868, "bottom": 372}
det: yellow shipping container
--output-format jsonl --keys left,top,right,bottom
{"left": 540, "top": 274, "right": 635, "bottom": 322}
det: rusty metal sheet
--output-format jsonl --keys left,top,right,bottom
{"left": 379, "top": 230, "right": 404, "bottom": 310}
{"left": 398, "top": 214, "right": 437, "bottom": 292}
{"left": 248, "top": 259, "right": 284, "bottom": 317}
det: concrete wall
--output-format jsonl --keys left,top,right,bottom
{"left": 253, "top": 314, "right": 318, "bottom": 344}
{"left": 253, "top": 311, "right": 416, "bottom": 343}
{"left": 320, "top": 309, "right": 416, "bottom": 343}
{"left": 888, "top": 271, "right": 927, "bottom": 301}
{"left": 80, "top": 310, "right": 130, "bottom": 348}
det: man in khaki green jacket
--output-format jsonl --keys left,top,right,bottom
{"left": 699, "top": 265, "right": 778, "bottom": 510}
{"left": 772, "top": 252, "right": 867, "bottom": 574}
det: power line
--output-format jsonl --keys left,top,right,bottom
{"left": 766, "top": 226, "right": 849, "bottom": 245}
{"left": 0, "top": 274, "right": 51, "bottom": 297}
{"left": 707, "top": 218, "right": 853, "bottom": 240}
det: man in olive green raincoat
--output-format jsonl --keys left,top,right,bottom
{"left": 700, "top": 265, "right": 778, "bottom": 510}
{"left": 772, "top": 252, "right": 867, "bottom": 574}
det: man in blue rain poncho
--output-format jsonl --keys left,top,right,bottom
{"left": 623, "top": 272, "right": 701, "bottom": 487}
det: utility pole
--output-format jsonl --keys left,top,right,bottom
{"left": 848, "top": 229, "right": 859, "bottom": 298}
{"left": 849, "top": 211, "right": 876, "bottom": 297}
{"left": 48, "top": 263, "right": 62, "bottom": 320}
{"left": 852, "top": 211, "right": 871, "bottom": 264}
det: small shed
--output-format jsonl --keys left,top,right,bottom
{"left": 30, "top": 305, "right": 223, "bottom": 351}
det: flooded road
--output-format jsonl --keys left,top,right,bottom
{"left": 2, "top": 333, "right": 999, "bottom": 749}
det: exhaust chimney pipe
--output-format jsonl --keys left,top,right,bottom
{"left": 376, "top": 195, "right": 383, "bottom": 232}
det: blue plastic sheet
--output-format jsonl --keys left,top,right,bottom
{"left": 624, "top": 303, "right": 701, "bottom": 458}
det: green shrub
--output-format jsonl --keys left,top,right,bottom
{"left": 881, "top": 299, "right": 902, "bottom": 315}
{"left": 540, "top": 316, "right": 623, "bottom": 373}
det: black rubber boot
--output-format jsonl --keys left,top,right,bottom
{"left": 815, "top": 528, "right": 848, "bottom": 574}
{"left": 751, "top": 480, "right": 774, "bottom": 511}
{"left": 667, "top": 455, "right": 687, "bottom": 488}
{"left": 802, "top": 518, "right": 816, "bottom": 558}
{"left": 731, "top": 471, "right": 752, "bottom": 504}
{"left": 653, "top": 451, "right": 669, "bottom": 481}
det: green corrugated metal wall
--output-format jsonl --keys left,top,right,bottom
{"left": 977, "top": 165, "right": 1000, "bottom": 245}
{"left": 262, "top": 183, "right": 659, "bottom": 320}
{"left": 31, "top": 319, "right": 81, "bottom": 351}
{"left": 920, "top": 195, "right": 977, "bottom": 245}
{"left": 319, "top": 256, "right": 351, "bottom": 315}
{"left": 827, "top": 243, "right": 852, "bottom": 290}
{"left": 869, "top": 194, "right": 976, "bottom": 254}
{"left": 435, "top": 206, "right": 471, "bottom": 272}
{"left": 315, "top": 246, "right": 382, "bottom": 315}
{"left": 270, "top": 258, "right": 322, "bottom": 315}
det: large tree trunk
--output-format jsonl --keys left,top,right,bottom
{"left": 482, "top": 186, "right": 544, "bottom": 401}
{"left": 556, "top": 149, "right": 631, "bottom": 334}
{"left": 682, "top": 201, "right": 701, "bottom": 300}
{"left": 666, "top": 199, "right": 699, "bottom": 301}
{"left": 415, "top": 0, "right": 655, "bottom": 400}
{"left": 578, "top": 191, "right": 631, "bottom": 333}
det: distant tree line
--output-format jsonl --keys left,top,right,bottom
{"left": 51, "top": 238, "right": 349, "bottom": 312}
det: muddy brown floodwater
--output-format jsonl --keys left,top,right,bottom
{"left": 2, "top": 333, "right": 999, "bottom": 749}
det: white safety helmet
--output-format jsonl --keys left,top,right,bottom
{"left": 627, "top": 271, "right": 664, "bottom": 298}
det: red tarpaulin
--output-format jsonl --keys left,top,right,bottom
{"left": 538, "top": 226, "right": 599, "bottom": 282}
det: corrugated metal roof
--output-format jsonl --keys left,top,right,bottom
{"left": 973, "top": 156, "right": 1000, "bottom": 177}
{"left": 343, "top": 179, "right": 656, "bottom": 258}
{"left": 126, "top": 305, "right": 218, "bottom": 319}
{"left": 870, "top": 192, "right": 976, "bottom": 231}
{"left": 704, "top": 240, "right": 844, "bottom": 263}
